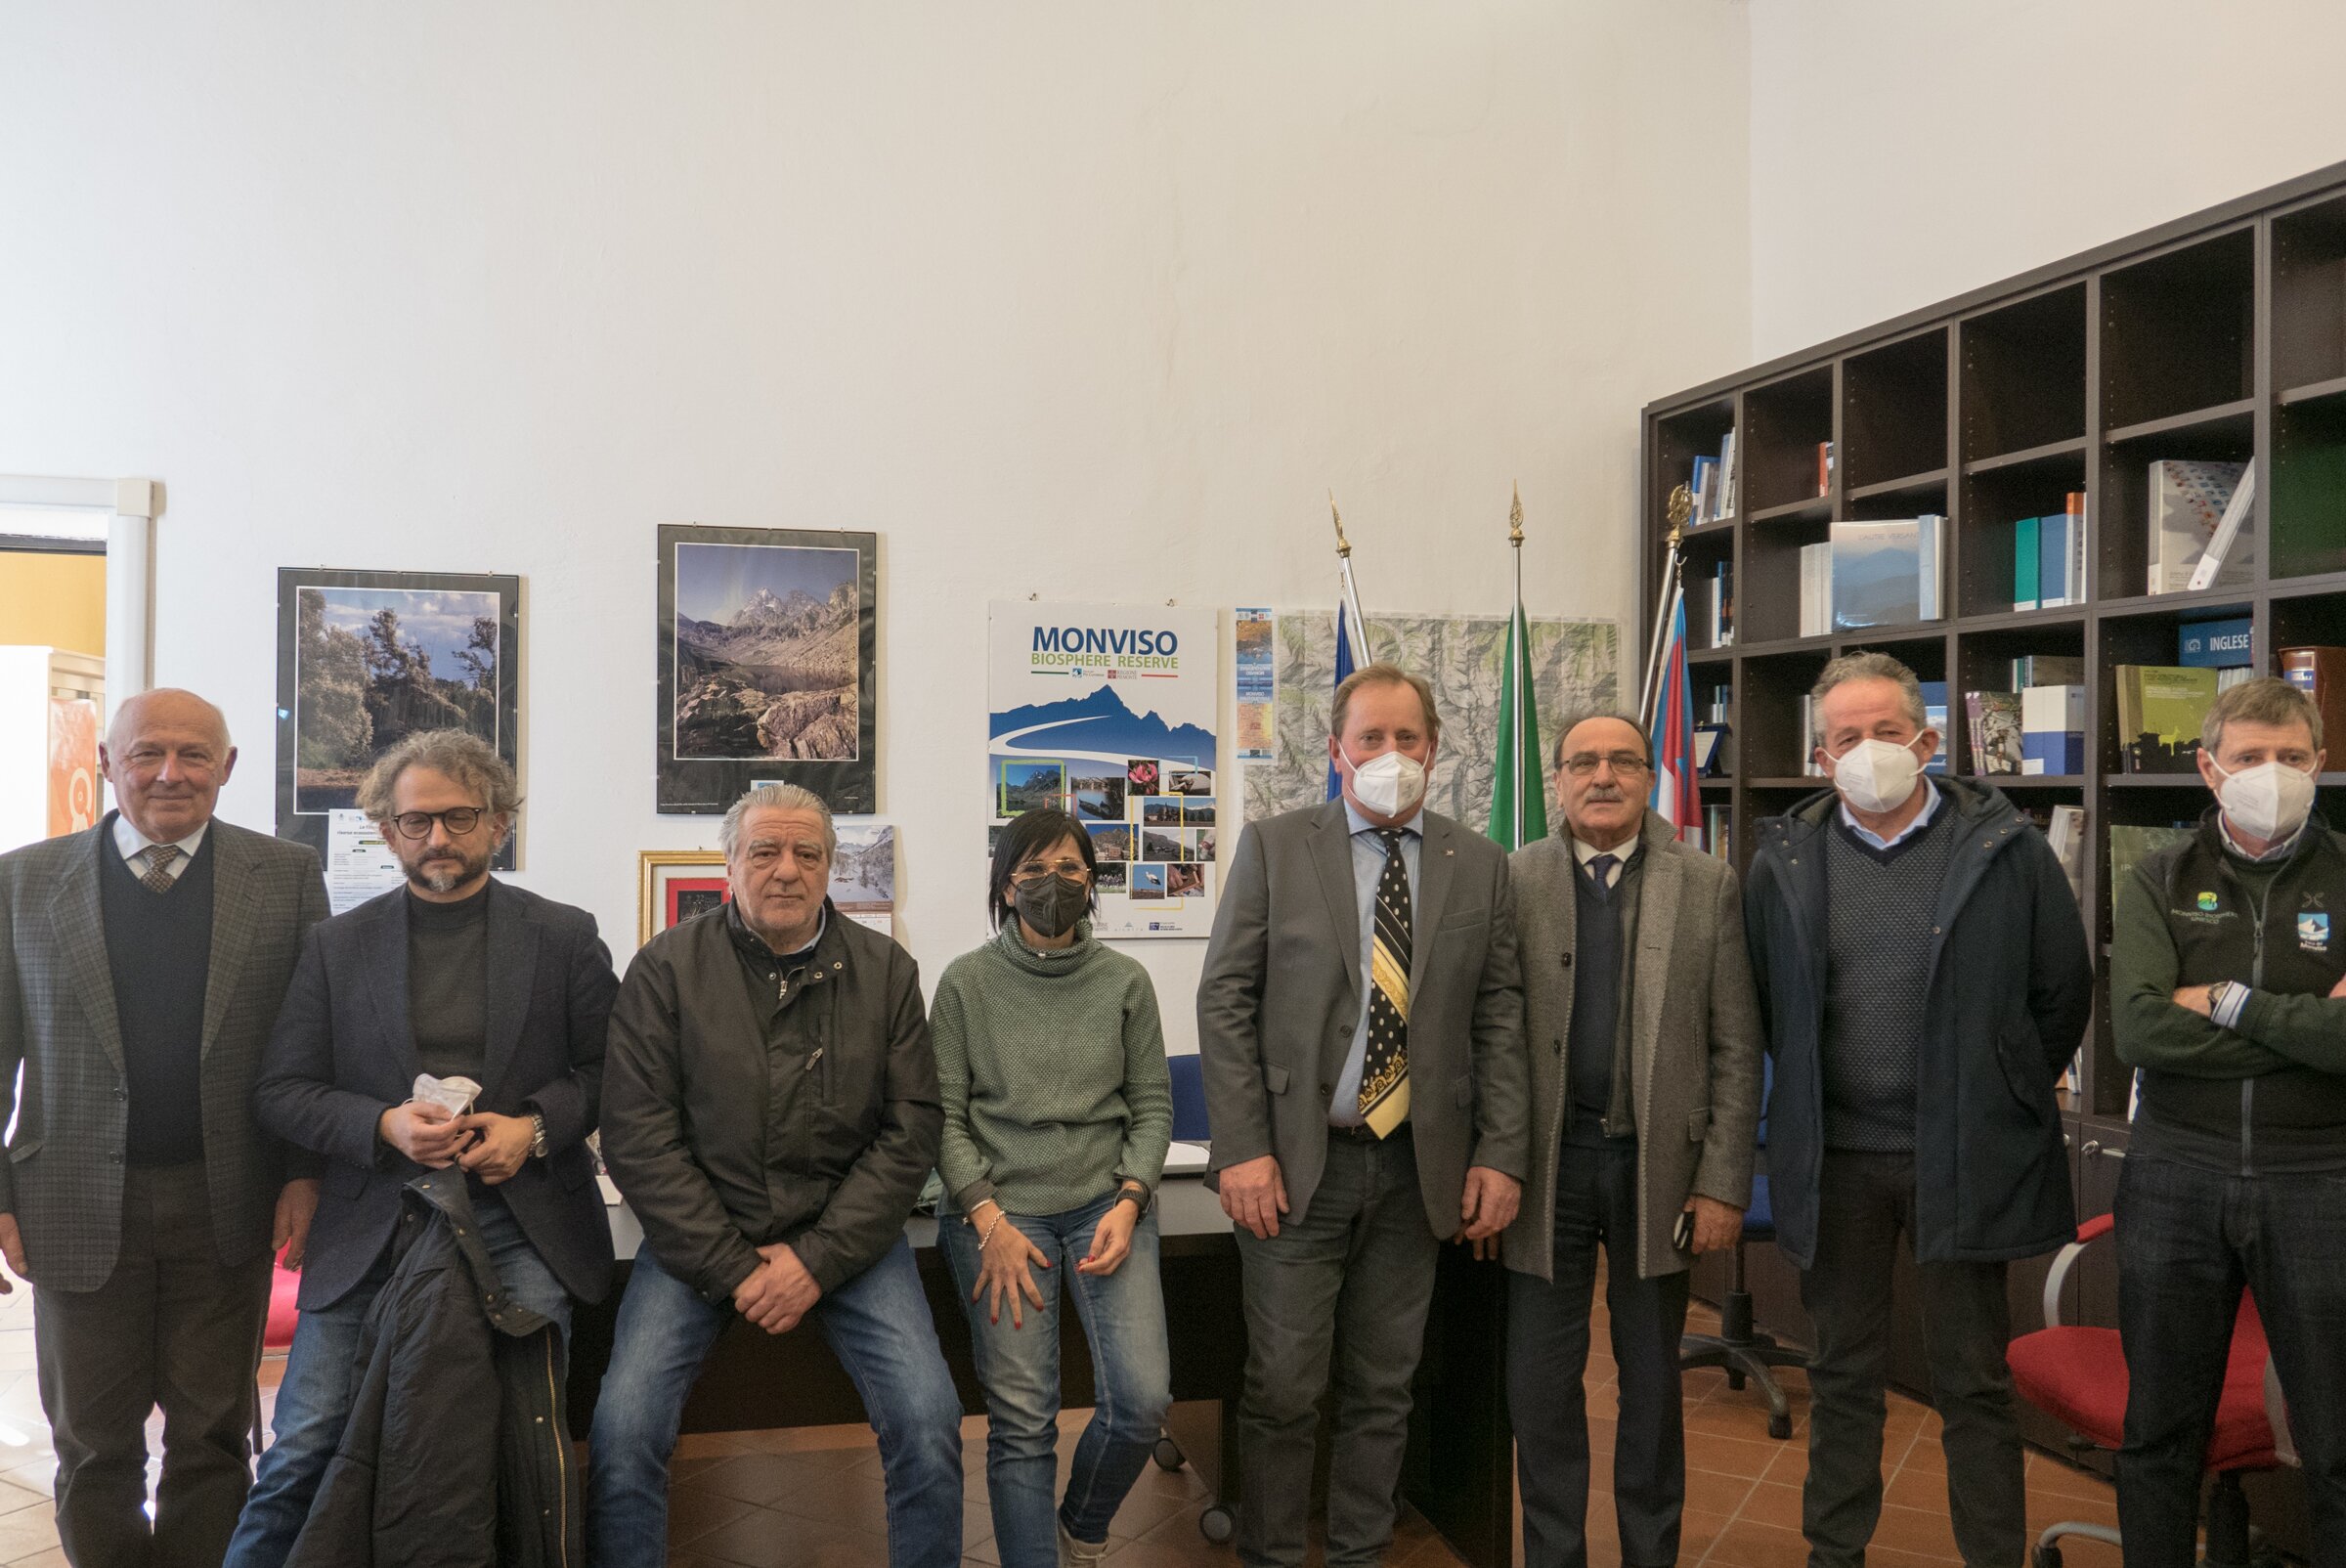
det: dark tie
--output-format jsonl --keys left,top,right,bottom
{"left": 1358, "top": 828, "right": 1413, "bottom": 1137}
{"left": 139, "top": 844, "right": 182, "bottom": 894}
{"left": 1587, "top": 852, "right": 1618, "bottom": 900}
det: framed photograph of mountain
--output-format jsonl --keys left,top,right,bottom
{"left": 656, "top": 524, "right": 879, "bottom": 814}
{"left": 275, "top": 567, "right": 521, "bottom": 874}
{"left": 988, "top": 601, "right": 1220, "bottom": 937}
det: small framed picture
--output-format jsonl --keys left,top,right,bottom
{"left": 638, "top": 849, "right": 728, "bottom": 944}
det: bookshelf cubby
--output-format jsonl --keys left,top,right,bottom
{"left": 1639, "top": 158, "right": 2346, "bottom": 1146}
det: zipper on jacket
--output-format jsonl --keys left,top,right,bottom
{"left": 2240, "top": 875, "right": 2270, "bottom": 1179}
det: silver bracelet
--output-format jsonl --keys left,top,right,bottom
{"left": 978, "top": 1211, "right": 1005, "bottom": 1249}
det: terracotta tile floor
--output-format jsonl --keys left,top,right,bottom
{"left": 0, "top": 1268, "right": 2125, "bottom": 1567}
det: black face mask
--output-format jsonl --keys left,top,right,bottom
{"left": 1013, "top": 874, "right": 1090, "bottom": 938}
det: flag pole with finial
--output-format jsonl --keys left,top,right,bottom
{"left": 1330, "top": 491, "right": 1369, "bottom": 669}
{"left": 1489, "top": 482, "right": 1549, "bottom": 849}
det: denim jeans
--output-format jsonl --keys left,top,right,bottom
{"left": 2114, "top": 1153, "right": 2346, "bottom": 1568}
{"left": 938, "top": 1194, "right": 1171, "bottom": 1565}
{"left": 223, "top": 1188, "right": 571, "bottom": 1568}
{"left": 585, "top": 1236, "right": 964, "bottom": 1568}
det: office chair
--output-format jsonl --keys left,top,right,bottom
{"left": 1679, "top": 1058, "right": 1805, "bottom": 1439}
{"left": 2006, "top": 1211, "right": 2284, "bottom": 1568}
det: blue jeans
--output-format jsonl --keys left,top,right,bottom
{"left": 585, "top": 1236, "right": 964, "bottom": 1568}
{"left": 223, "top": 1189, "right": 572, "bottom": 1568}
{"left": 939, "top": 1195, "right": 1171, "bottom": 1564}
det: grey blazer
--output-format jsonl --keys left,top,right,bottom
{"left": 1500, "top": 809, "right": 1763, "bottom": 1283}
{"left": 1196, "top": 800, "right": 1528, "bottom": 1239}
{"left": 0, "top": 816, "right": 328, "bottom": 1291}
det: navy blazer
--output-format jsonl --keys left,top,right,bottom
{"left": 255, "top": 878, "right": 619, "bottom": 1310}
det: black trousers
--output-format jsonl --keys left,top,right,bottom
{"left": 1507, "top": 1138, "right": 1691, "bottom": 1568}
{"left": 32, "top": 1161, "right": 273, "bottom": 1568}
{"left": 2115, "top": 1152, "right": 2346, "bottom": 1568}
{"left": 1799, "top": 1150, "right": 2022, "bottom": 1568}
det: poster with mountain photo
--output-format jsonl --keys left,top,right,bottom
{"left": 989, "top": 601, "right": 1220, "bottom": 937}
{"left": 657, "top": 525, "right": 878, "bottom": 814}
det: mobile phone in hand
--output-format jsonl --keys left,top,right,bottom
{"left": 1673, "top": 1208, "right": 1695, "bottom": 1252}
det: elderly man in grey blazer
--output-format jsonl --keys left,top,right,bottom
{"left": 0, "top": 688, "right": 327, "bottom": 1568}
{"left": 1198, "top": 662, "right": 1528, "bottom": 1568}
{"left": 1502, "top": 711, "right": 1762, "bottom": 1568}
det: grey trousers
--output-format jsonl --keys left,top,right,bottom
{"left": 33, "top": 1161, "right": 273, "bottom": 1568}
{"left": 1799, "top": 1151, "right": 2022, "bottom": 1568}
{"left": 1233, "top": 1126, "right": 1440, "bottom": 1568}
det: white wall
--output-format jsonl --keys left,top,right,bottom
{"left": 0, "top": 2, "right": 1751, "bottom": 1050}
{"left": 1749, "top": 0, "right": 2346, "bottom": 361}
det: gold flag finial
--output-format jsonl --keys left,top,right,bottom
{"left": 1329, "top": 491, "right": 1352, "bottom": 557}
{"left": 1509, "top": 483, "right": 1525, "bottom": 548}
{"left": 1665, "top": 482, "right": 1693, "bottom": 548}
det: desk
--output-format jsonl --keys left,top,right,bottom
{"left": 567, "top": 1179, "right": 1517, "bottom": 1567}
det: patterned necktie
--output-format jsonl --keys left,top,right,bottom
{"left": 1587, "top": 852, "right": 1618, "bottom": 900}
{"left": 139, "top": 844, "right": 182, "bottom": 893}
{"left": 1358, "top": 827, "right": 1413, "bottom": 1137}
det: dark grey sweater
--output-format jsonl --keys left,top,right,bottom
{"left": 1821, "top": 806, "right": 1958, "bottom": 1152}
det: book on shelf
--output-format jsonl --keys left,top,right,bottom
{"left": 2039, "top": 493, "right": 2088, "bottom": 608}
{"left": 2280, "top": 646, "right": 2346, "bottom": 753}
{"left": 2045, "top": 805, "right": 2087, "bottom": 907}
{"left": 2010, "top": 654, "right": 2084, "bottom": 687}
{"left": 2020, "top": 684, "right": 2086, "bottom": 775}
{"left": 2187, "top": 462, "right": 2256, "bottom": 592}
{"left": 1706, "top": 688, "right": 1731, "bottom": 725}
{"left": 1702, "top": 804, "right": 1732, "bottom": 862}
{"left": 1800, "top": 542, "right": 1834, "bottom": 636}
{"left": 1686, "top": 429, "right": 1740, "bottom": 526}
{"left": 1799, "top": 695, "right": 1823, "bottom": 775}
{"left": 1816, "top": 441, "right": 1835, "bottom": 498}
{"left": 2178, "top": 616, "right": 2253, "bottom": 669}
{"left": 1716, "top": 429, "right": 1737, "bottom": 523}
{"left": 2109, "top": 823, "right": 2198, "bottom": 918}
{"left": 1830, "top": 515, "right": 1942, "bottom": 631}
{"left": 1919, "top": 680, "right": 1949, "bottom": 775}
{"left": 1690, "top": 456, "right": 1717, "bottom": 526}
{"left": 2013, "top": 515, "right": 2040, "bottom": 612}
{"left": 1700, "top": 560, "right": 1734, "bottom": 649}
{"left": 2113, "top": 665, "right": 2219, "bottom": 772}
{"left": 2148, "top": 459, "right": 2251, "bottom": 595}
{"left": 1966, "top": 691, "right": 2023, "bottom": 774}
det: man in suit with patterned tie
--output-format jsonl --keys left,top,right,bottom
{"left": 1198, "top": 662, "right": 1528, "bottom": 1568}
{"left": 0, "top": 688, "right": 329, "bottom": 1568}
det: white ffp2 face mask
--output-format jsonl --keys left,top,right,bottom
{"left": 1828, "top": 736, "right": 1928, "bottom": 815}
{"left": 1340, "top": 743, "right": 1427, "bottom": 817}
{"left": 2207, "top": 757, "right": 2319, "bottom": 844}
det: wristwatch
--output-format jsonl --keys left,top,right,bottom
{"left": 1111, "top": 1180, "right": 1151, "bottom": 1216}
{"left": 528, "top": 1112, "right": 549, "bottom": 1159}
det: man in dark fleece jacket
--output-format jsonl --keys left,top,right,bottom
{"left": 2110, "top": 675, "right": 2345, "bottom": 1568}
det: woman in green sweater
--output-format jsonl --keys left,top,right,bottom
{"left": 934, "top": 806, "right": 1174, "bottom": 1568}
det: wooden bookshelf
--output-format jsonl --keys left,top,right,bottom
{"left": 1640, "top": 158, "right": 2346, "bottom": 1142}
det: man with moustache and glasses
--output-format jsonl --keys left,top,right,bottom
{"left": 229, "top": 730, "right": 617, "bottom": 1565}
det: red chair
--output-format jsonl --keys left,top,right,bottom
{"left": 2005, "top": 1211, "right": 2282, "bottom": 1568}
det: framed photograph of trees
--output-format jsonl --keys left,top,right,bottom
{"left": 655, "top": 524, "right": 878, "bottom": 814}
{"left": 275, "top": 568, "right": 523, "bottom": 872}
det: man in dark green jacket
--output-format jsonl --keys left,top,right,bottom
{"left": 2110, "top": 675, "right": 2344, "bottom": 1568}
{"left": 1743, "top": 653, "right": 2093, "bottom": 1568}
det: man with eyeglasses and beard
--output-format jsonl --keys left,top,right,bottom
{"left": 228, "top": 730, "right": 618, "bottom": 1566}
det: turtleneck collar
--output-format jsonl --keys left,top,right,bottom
{"left": 994, "top": 918, "right": 1098, "bottom": 976}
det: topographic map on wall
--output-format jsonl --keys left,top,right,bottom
{"left": 1243, "top": 612, "right": 1620, "bottom": 832}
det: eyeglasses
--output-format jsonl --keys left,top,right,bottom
{"left": 389, "top": 806, "right": 486, "bottom": 840}
{"left": 1560, "top": 752, "right": 1651, "bottom": 779}
{"left": 1012, "top": 859, "right": 1089, "bottom": 886}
